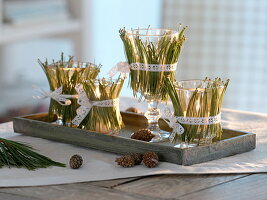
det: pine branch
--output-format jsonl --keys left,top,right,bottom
{"left": 0, "top": 138, "right": 65, "bottom": 170}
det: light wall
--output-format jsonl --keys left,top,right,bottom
{"left": 2, "top": 0, "right": 265, "bottom": 114}
{"left": 89, "top": 0, "right": 162, "bottom": 96}
{"left": 0, "top": 0, "right": 162, "bottom": 94}
{"left": 0, "top": 0, "right": 162, "bottom": 113}
{"left": 163, "top": 0, "right": 267, "bottom": 113}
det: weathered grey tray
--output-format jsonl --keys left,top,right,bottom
{"left": 13, "top": 112, "right": 256, "bottom": 166}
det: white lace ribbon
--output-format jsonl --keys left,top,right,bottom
{"left": 72, "top": 84, "right": 119, "bottom": 126}
{"left": 33, "top": 86, "right": 78, "bottom": 106}
{"left": 162, "top": 108, "right": 185, "bottom": 143}
{"left": 130, "top": 63, "right": 177, "bottom": 72}
{"left": 108, "top": 62, "right": 130, "bottom": 79}
{"left": 176, "top": 115, "right": 221, "bottom": 125}
{"left": 162, "top": 108, "right": 221, "bottom": 143}
{"left": 108, "top": 62, "right": 178, "bottom": 78}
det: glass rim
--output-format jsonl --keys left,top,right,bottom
{"left": 46, "top": 61, "right": 100, "bottom": 69}
{"left": 175, "top": 79, "right": 225, "bottom": 90}
{"left": 126, "top": 28, "right": 179, "bottom": 37}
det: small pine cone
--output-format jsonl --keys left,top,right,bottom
{"left": 129, "top": 153, "right": 143, "bottom": 165}
{"left": 115, "top": 155, "right": 135, "bottom": 167}
{"left": 143, "top": 152, "right": 159, "bottom": 168}
{"left": 131, "top": 129, "right": 155, "bottom": 142}
{"left": 126, "top": 107, "right": 140, "bottom": 113}
{"left": 143, "top": 157, "right": 159, "bottom": 168}
{"left": 143, "top": 152, "right": 159, "bottom": 161}
{"left": 69, "top": 155, "right": 83, "bottom": 169}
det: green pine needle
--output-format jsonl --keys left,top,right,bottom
{"left": 0, "top": 138, "right": 65, "bottom": 170}
{"left": 80, "top": 78, "right": 124, "bottom": 133}
{"left": 38, "top": 53, "right": 101, "bottom": 124}
{"left": 165, "top": 77, "right": 230, "bottom": 144}
{"left": 119, "top": 26, "right": 187, "bottom": 101}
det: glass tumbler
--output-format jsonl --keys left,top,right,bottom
{"left": 41, "top": 62, "right": 100, "bottom": 126}
{"left": 78, "top": 78, "right": 124, "bottom": 134}
{"left": 167, "top": 79, "right": 229, "bottom": 147}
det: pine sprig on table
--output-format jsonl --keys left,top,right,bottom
{"left": 119, "top": 26, "right": 187, "bottom": 101}
{"left": 0, "top": 138, "right": 65, "bottom": 170}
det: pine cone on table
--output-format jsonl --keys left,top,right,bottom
{"left": 69, "top": 155, "right": 83, "bottom": 169}
{"left": 131, "top": 129, "right": 155, "bottom": 142}
{"left": 129, "top": 153, "right": 143, "bottom": 165}
{"left": 143, "top": 152, "right": 159, "bottom": 168}
{"left": 115, "top": 155, "right": 135, "bottom": 167}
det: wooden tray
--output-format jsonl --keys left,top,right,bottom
{"left": 13, "top": 112, "right": 256, "bottom": 166}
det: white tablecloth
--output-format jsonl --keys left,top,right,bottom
{"left": 0, "top": 97, "right": 266, "bottom": 187}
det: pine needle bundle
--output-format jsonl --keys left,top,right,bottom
{"left": 79, "top": 77, "right": 124, "bottom": 133}
{"left": 0, "top": 138, "right": 65, "bottom": 170}
{"left": 119, "top": 26, "right": 186, "bottom": 101}
{"left": 165, "top": 77, "right": 230, "bottom": 145}
{"left": 38, "top": 53, "right": 101, "bottom": 125}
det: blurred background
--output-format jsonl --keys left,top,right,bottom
{"left": 0, "top": 0, "right": 266, "bottom": 122}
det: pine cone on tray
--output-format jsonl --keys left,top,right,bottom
{"left": 69, "top": 155, "right": 83, "bottom": 169}
{"left": 125, "top": 107, "right": 141, "bottom": 113}
{"left": 131, "top": 129, "right": 155, "bottom": 142}
{"left": 115, "top": 155, "right": 135, "bottom": 167}
{"left": 129, "top": 153, "right": 143, "bottom": 165}
{"left": 143, "top": 152, "right": 159, "bottom": 168}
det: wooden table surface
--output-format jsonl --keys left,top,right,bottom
{"left": 1, "top": 173, "right": 267, "bottom": 200}
{"left": 2, "top": 101, "right": 267, "bottom": 200}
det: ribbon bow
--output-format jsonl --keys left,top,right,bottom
{"left": 72, "top": 84, "right": 94, "bottom": 126}
{"left": 33, "top": 86, "right": 74, "bottom": 106}
{"left": 108, "top": 62, "right": 130, "bottom": 79}
{"left": 162, "top": 107, "right": 184, "bottom": 143}
{"left": 72, "top": 84, "right": 119, "bottom": 126}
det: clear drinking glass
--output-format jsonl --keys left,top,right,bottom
{"left": 172, "top": 79, "right": 228, "bottom": 147}
{"left": 79, "top": 78, "right": 124, "bottom": 134}
{"left": 41, "top": 62, "right": 100, "bottom": 126}
{"left": 120, "top": 27, "right": 186, "bottom": 142}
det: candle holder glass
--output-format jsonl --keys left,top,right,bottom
{"left": 165, "top": 78, "right": 229, "bottom": 148}
{"left": 39, "top": 59, "right": 100, "bottom": 126}
{"left": 120, "top": 27, "right": 186, "bottom": 142}
{"left": 79, "top": 77, "right": 124, "bottom": 134}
